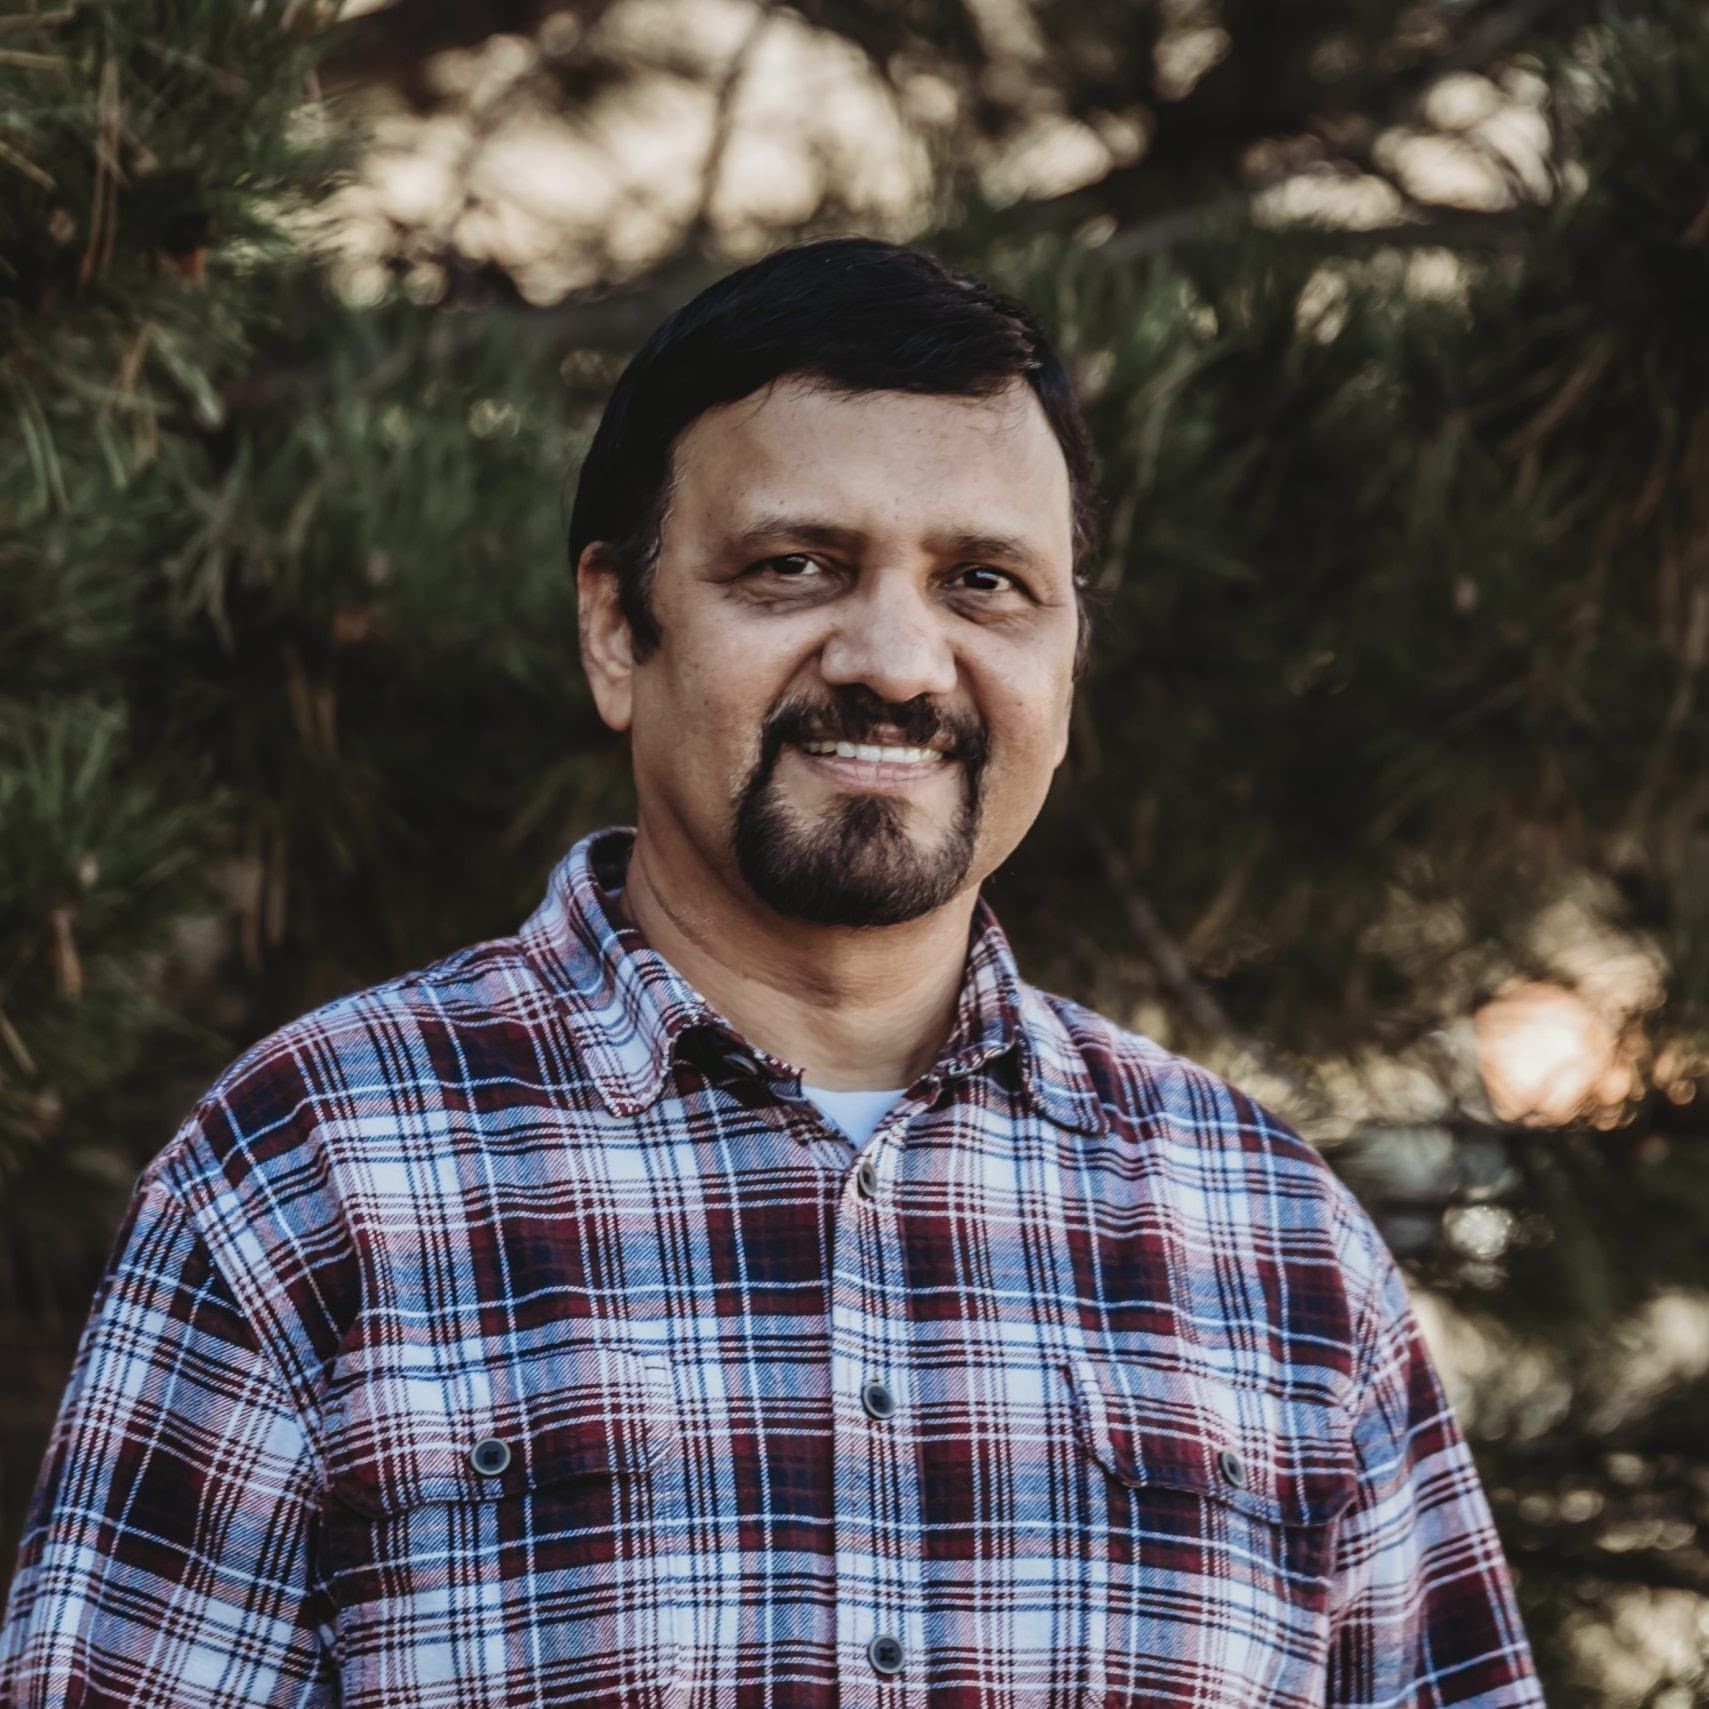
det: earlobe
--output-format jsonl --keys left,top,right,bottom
{"left": 1051, "top": 699, "right": 1073, "bottom": 769}
{"left": 576, "top": 545, "right": 635, "bottom": 733}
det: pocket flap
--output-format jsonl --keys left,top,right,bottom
{"left": 323, "top": 1340, "right": 678, "bottom": 1516}
{"left": 1064, "top": 1354, "right": 1358, "bottom": 1527}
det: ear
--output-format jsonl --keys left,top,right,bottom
{"left": 576, "top": 544, "right": 635, "bottom": 733}
{"left": 1050, "top": 670, "right": 1076, "bottom": 770}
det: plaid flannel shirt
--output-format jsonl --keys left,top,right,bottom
{"left": 2, "top": 826, "right": 1542, "bottom": 1708}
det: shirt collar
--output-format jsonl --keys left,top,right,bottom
{"left": 519, "top": 826, "right": 1103, "bottom": 1134}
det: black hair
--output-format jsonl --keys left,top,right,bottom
{"left": 568, "top": 235, "right": 1102, "bottom": 668}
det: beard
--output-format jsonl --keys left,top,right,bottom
{"left": 732, "top": 684, "right": 989, "bottom": 928}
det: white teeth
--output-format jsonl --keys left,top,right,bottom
{"left": 796, "top": 740, "right": 944, "bottom": 764}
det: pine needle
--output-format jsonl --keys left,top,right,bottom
{"left": 0, "top": 133, "right": 53, "bottom": 190}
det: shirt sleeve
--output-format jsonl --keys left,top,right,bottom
{"left": 0, "top": 1171, "right": 334, "bottom": 1708}
{"left": 1326, "top": 1246, "right": 1544, "bottom": 1708}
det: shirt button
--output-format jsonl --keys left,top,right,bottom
{"left": 1217, "top": 1447, "right": 1247, "bottom": 1488}
{"left": 469, "top": 1437, "right": 512, "bottom": 1477}
{"left": 861, "top": 1378, "right": 897, "bottom": 1420}
{"left": 856, "top": 1159, "right": 878, "bottom": 1198}
{"left": 867, "top": 1633, "right": 905, "bottom": 1675}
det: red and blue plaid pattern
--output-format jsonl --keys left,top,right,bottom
{"left": 1, "top": 827, "right": 1541, "bottom": 1707}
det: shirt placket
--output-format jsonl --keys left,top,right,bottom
{"left": 826, "top": 1088, "right": 931, "bottom": 1708}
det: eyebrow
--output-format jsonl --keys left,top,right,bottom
{"left": 723, "top": 513, "right": 1048, "bottom": 570}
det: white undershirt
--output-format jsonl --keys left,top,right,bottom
{"left": 800, "top": 1084, "right": 905, "bottom": 1148}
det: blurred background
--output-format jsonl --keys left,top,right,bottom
{"left": 3, "top": 0, "right": 1707, "bottom": 1698}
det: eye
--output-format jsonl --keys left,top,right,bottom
{"left": 756, "top": 553, "right": 823, "bottom": 579}
{"left": 953, "top": 565, "right": 1023, "bottom": 594}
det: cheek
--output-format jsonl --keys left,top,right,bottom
{"left": 966, "top": 682, "right": 1072, "bottom": 839}
{"left": 980, "top": 664, "right": 1074, "bottom": 774}
{"left": 635, "top": 634, "right": 786, "bottom": 790}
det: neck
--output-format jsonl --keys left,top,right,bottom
{"left": 617, "top": 820, "right": 973, "bottom": 1091}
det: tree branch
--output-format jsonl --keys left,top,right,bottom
{"left": 319, "top": 0, "right": 610, "bottom": 93}
{"left": 683, "top": 6, "right": 773, "bottom": 248}
{"left": 1076, "top": 803, "right": 1326, "bottom": 1114}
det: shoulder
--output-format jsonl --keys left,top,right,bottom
{"left": 1025, "top": 984, "right": 1393, "bottom": 1296}
{"left": 143, "top": 931, "right": 559, "bottom": 1391}
{"left": 167, "top": 930, "right": 557, "bottom": 1167}
{"left": 1026, "top": 983, "right": 1310, "bottom": 1155}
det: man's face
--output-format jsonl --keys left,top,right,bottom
{"left": 583, "top": 376, "right": 1079, "bottom": 928}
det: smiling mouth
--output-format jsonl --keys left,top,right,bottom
{"left": 794, "top": 739, "right": 951, "bottom": 765}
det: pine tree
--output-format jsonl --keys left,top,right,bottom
{"left": 2, "top": 0, "right": 326, "bottom": 1511}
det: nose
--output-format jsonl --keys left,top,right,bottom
{"left": 817, "top": 575, "right": 957, "bottom": 703}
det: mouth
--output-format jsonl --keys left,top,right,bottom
{"left": 795, "top": 739, "right": 950, "bottom": 764}
{"left": 786, "top": 738, "right": 955, "bottom": 792}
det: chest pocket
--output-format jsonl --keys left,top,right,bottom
{"left": 1064, "top": 1354, "right": 1359, "bottom": 1706}
{"left": 320, "top": 1340, "right": 683, "bottom": 1708}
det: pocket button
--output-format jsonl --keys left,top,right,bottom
{"left": 469, "top": 1436, "right": 512, "bottom": 1477}
{"left": 868, "top": 1633, "right": 905, "bottom": 1675}
{"left": 862, "top": 1379, "right": 897, "bottom": 1420}
{"left": 1217, "top": 1446, "right": 1247, "bottom": 1489}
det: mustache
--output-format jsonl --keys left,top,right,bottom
{"left": 762, "top": 685, "right": 987, "bottom": 763}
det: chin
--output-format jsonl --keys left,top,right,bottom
{"left": 734, "top": 794, "right": 977, "bottom": 927}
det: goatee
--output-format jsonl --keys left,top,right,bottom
{"left": 732, "top": 685, "right": 988, "bottom": 927}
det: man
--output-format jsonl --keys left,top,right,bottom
{"left": 1, "top": 238, "right": 1541, "bottom": 1708}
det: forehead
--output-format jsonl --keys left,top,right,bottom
{"left": 666, "top": 377, "right": 1074, "bottom": 559}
